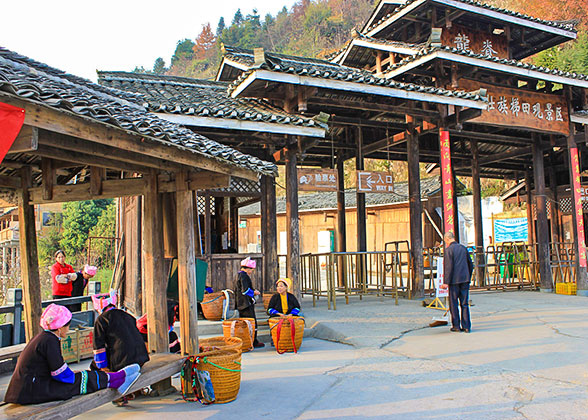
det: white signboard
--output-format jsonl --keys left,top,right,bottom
{"left": 435, "top": 256, "right": 449, "bottom": 298}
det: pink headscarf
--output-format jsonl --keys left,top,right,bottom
{"left": 84, "top": 265, "right": 98, "bottom": 276}
{"left": 240, "top": 257, "right": 256, "bottom": 269}
{"left": 40, "top": 304, "right": 72, "bottom": 330}
{"left": 91, "top": 291, "right": 117, "bottom": 313}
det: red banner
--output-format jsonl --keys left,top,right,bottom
{"left": 440, "top": 130, "right": 454, "bottom": 235}
{"left": 570, "top": 147, "right": 587, "bottom": 268}
{"left": 0, "top": 103, "right": 25, "bottom": 164}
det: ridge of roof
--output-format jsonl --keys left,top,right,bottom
{"left": 365, "top": 0, "right": 577, "bottom": 34}
{"left": 224, "top": 46, "right": 487, "bottom": 102}
{"left": 386, "top": 45, "right": 588, "bottom": 81}
{"left": 0, "top": 47, "right": 277, "bottom": 176}
{"left": 97, "top": 70, "right": 325, "bottom": 130}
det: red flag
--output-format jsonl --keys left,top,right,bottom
{"left": 0, "top": 102, "right": 26, "bottom": 164}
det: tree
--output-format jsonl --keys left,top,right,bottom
{"left": 193, "top": 23, "right": 216, "bottom": 60}
{"left": 217, "top": 17, "right": 226, "bottom": 36}
{"left": 59, "top": 200, "right": 113, "bottom": 260}
{"left": 152, "top": 57, "right": 167, "bottom": 74}
{"left": 171, "top": 39, "right": 195, "bottom": 65}
{"left": 232, "top": 9, "right": 244, "bottom": 26}
{"left": 88, "top": 204, "right": 117, "bottom": 266}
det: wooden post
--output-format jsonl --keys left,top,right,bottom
{"left": 525, "top": 170, "right": 535, "bottom": 245}
{"left": 18, "top": 167, "right": 41, "bottom": 342}
{"left": 356, "top": 128, "right": 367, "bottom": 252}
{"left": 285, "top": 144, "right": 300, "bottom": 298}
{"left": 175, "top": 171, "right": 198, "bottom": 355}
{"left": 204, "top": 194, "right": 212, "bottom": 256}
{"left": 214, "top": 197, "right": 224, "bottom": 252}
{"left": 143, "top": 172, "right": 168, "bottom": 352}
{"left": 566, "top": 88, "right": 588, "bottom": 294}
{"left": 532, "top": 135, "right": 553, "bottom": 292}
{"left": 439, "top": 130, "right": 455, "bottom": 236}
{"left": 471, "top": 139, "right": 486, "bottom": 286}
{"left": 336, "top": 151, "right": 347, "bottom": 288}
{"left": 41, "top": 158, "right": 54, "bottom": 201}
{"left": 261, "top": 175, "right": 278, "bottom": 293}
{"left": 229, "top": 197, "right": 238, "bottom": 251}
{"left": 407, "top": 116, "right": 424, "bottom": 298}
{"left": 548, "top": 154, "right": 561, "bottom": 243}
{"left": 162, "top": 192, "right": 178, "bottom": 258}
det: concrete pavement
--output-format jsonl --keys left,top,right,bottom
{"left": 75, "top": 291, "right": 588, "bottom": 419}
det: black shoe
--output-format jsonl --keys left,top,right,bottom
{"left": 450, "top": 327, "right": 461, "bottom": 332}
{"left": 463, "top": 329, "right": 471, "bottom": 333}
{"left": 253, "top": 341, "right": 265, "bottom": 348}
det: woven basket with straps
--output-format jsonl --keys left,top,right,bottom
{"left": 201, "top": 292, "right": 226, "bottom": 321}
{"left": 222, "top": 318, "right": 255, "bottom": 352}
{"left": 268, "top": 316, "right": 305, "bottom": 354}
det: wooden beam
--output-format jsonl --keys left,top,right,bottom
{"left": 29, "top": 178, "right": 147, "bottom": 204}
{"left": 0, "top": 95, "right": 260, "bottom": 181}
{"left": 308, "top": 98, "right": 438, "bottom": 119}
{"left": 285, "top": 144, "right": 300, "bottom": 299}
{"left": 41, "top": 158, "right": 54, "bottom": 201}
{"left": 363, "top": 121, "right": 437, "bottom": 154}
{"left": 175, "top": 171, "right": 199, "bottom": 355}
{"left": 143, "top": 172, "right": 168, "bottom": 353}
{"left": 0, "top": 174, "right": 21, "bottom": 189}
{"left": 407, "top": 116, "right": 424, "bottom": 298}
{"left": 18, "top": 167, "right": 41, "bottom": 341}
{"left": 90, "top": 167, "right": 105, "bottom": 196}
{"left": 478, "top": 147, "right": 532, "bottom": 166}
{"left": 7, "top": 125, "right": 38, "bottom": 154}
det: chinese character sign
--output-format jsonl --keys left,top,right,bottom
{"left": 356, "top": 171, "right": 395, "bottom": 193}
{"left": 298, "top": 168, "right": 338, "bottom": 191}
{"left": 457, "top": 79, "right": 569, "bottom": 135}
{"left": 439, "top": 131, "right": 454, "bottom": 235}
{"left": 570, "top": 147, "right": 587, "bottom": 268}
{"left": 441, "top": 24, "right": 508, "bottom": 59}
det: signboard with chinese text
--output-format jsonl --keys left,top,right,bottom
{"left": 570, "top": 147, "right": 587, "bottom": 267}
{"left": 436, "top": 256, "right": 449, "bottom": 298}
{"left": 356, "top": 171, "right": 395, "bottom": 193}
{"left": 297, "top": 168, "right": 338, "bottom": 191}
{"left": 494, "top": 217, "right": 528, "bottom": 243}
{"left": 442, "top": 24, "right": 508, "bottom": 59}
{"left": 440, "top": 131, "right": 455, "bottom": 235}
{"left": 457, "top": 79, "right": 569, "bottom": 135}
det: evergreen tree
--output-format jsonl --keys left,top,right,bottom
{"left": 171, "top": 39, "right": 195, "bottom": 65}
{"left": 217, "top": 17, "right": 226, "bottom": 36}
{"left": 152, "top": 57, "right": 167, "bottom": 74}
{"left": 232, "top": 8, "right": 243, "bottom": 26}
{"left": 59, "top": 200, "right": 113, "bottom": 258}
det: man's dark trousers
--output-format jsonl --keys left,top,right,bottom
{"left": 449, "top": 282, "right": 471, "bottom": 330}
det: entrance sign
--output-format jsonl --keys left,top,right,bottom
{"left": 458, "top": 79, "right": 569, "bottom": 135}
{"left": 440, "top": 131, "right": 455, "bottom": 235}
{"left": 442, "top": 24, "right": 508, "bottom": 59}
{"left": 297, "top": 168, "right": 337, "bottom": 191}
{"left": 356, "top": 171, "right": 394, "bottom": 193}
{"left": 570, "top": 148, "right": 587, "bottom": 267}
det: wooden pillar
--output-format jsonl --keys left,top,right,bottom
{"left": 532, "top": 135, "right": 553, "bottom": 292}
{"left": 204, "top": 194, "right": 212, "bottom": 256}
{"left": 566, "top": 103, "right": 588, "bottom": 294}
{"left": 18, "top": 167, "right": 41, "bottom": 342}
{"left": 175, "top": 171, "right": 198, "bottom": 355}
{"left": 229, "top": 197, "right": 238, "bottom": 251}
{"left": 548, "top": 154, "right": 561, "bottom": 243}
{"left": 162, "top": 192, "right": 177, "bottom": 258}
{"left": 439, "top": 130, "right": 455, "bottom": 235}
{"left": 356, "top": 128, "right": 367, "bottom": 252}
{"left": 525, "top": 170, "right": 535, "bottom": 245}
{"left": 336, "top": 152, "right": 347, "bottom": 288}
{"left": 471, "top": 139, "right": 485, "bottom": 286}
{"left": 407, "top": 116, "right": 424, "bottom": 298}
{"left": 143, "top": 173, "right": 168, "bottom": 352}
{"left": 261, "top": 175, "right": 278, "bottom": 292}
{"left": 285, "top": 145, "right": 300, "bottom": 298}
{"left": 214, "top": 197, "right": 224, "bottom": 252}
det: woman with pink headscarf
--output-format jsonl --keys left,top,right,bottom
{"left": 69, "top": 265, "right": 97, "bottom": 312}
{"left": 4, "top": 304, "right": 140, "bottom": 404}
{"left": 234, "top": 257, "right": 264, "bottom": 349}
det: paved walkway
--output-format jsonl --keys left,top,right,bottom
{"left": 74, "top": 291, "right": 588, "bottom": 419}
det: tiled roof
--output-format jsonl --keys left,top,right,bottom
{"left": 327, "top": 34, "right": 423, "bottom": 62}
{"left": 97, "top": 71, "right": 324, "bottom": 130}
{"left": 0, "top": 47, "right": 277, "bottom": 176}
{"left": 240, "top": 176, "right": 463, "bottom": 215}
{"left": 387, "top": 45, "right": 588, "bottom": 81}
{"left": 224, "top": 46, "right": 487, "bottom": 102}
{"left": 365, "top": 0, "right": 577, "bottom": 34}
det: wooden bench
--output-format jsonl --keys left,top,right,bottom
{"left": 0, "top": 353, "right": 185, "bottom": 420}
{"left": 0, "top": 345, "right": 25, "bottom": 362}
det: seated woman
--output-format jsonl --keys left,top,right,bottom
{"left": 4, "top": 304, "right": 140, "bottom": 405}
{"left": 136, "top": 300, "right": 181, "bottom": 353}
{"left": 267, "top": 278, "right": 302, "bottom": 317}
{"left": 91, "top": 291, "right": 149, "bottom": 373}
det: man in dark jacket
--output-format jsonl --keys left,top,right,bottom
{"left": 441, "top": 232, "right": 474, "bottom": 333}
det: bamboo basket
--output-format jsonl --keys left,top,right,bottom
{"left": 201, "top": 292, "right": 226, "bottom": 321}
{"left": 268, "top": 316, "right": 305, "bottom": 353}
{"left": 262, "top": 294, "right": 273, "bottom": 310}
{"left": 222, "top": 318, "right": 255, "bottom": 352}
{"left": 196, "top": 336, "right": 243, "bottom": 403}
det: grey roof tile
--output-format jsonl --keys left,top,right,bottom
{"left": 224, "top": 46, "right": 487, "bottom": 102}
{"left": 97, "top": 71, "right": 324, "bottom": 130}
{"left": 0, "top": 47, "right": 277, "bottom": 176}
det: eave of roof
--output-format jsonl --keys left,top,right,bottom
{"left": 365, "top": 0, "right": 577, "bottom": 39}
{"left": 0, "top": 48, "right": 277, "bottom": 177}
{"left": 331, "top": 36, "right": 422, "bottom": 67}
{"left": 384, "top": 47, "right": 588, "bottom": 88}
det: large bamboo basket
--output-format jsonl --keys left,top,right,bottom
{"left": 196, "top": 336, "right": 243, "bottom": 403}
{"left": 222, "top": 318, "right": 255, "bottom": 352}
{"left": 201, "top": 292, "right": 226, "bottom": 321}
{"left": 262, "top": 294, "right": 273, "bottom": 310}
{"left": 268, "top": 316, "right": 305, "bottom": 354}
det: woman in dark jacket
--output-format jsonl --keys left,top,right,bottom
{"left": 267, "top": 278, "right": 301, "bottom": 317}
{"left": 234, "top": 257, "right": 264, "bottom": 348}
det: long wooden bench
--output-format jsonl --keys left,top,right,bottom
{"left": 0, "top": 345, "right": 25, "bottom": 363}
{"left": 0, "top": 353, "right": 185, "bottom": 420}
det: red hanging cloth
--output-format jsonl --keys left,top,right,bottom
{"left": 0, "top": 102, "right": 25, "bottom": 164}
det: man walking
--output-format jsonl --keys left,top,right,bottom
{"left": 441, "top": 232, "right": 473, "bottom": 333}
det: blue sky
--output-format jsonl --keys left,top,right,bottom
{"left": 1, "top": 0, "right": 297, "bottom": 81}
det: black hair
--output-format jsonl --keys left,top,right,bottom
{"left": 54, "top": 250, "right": 66, "bottom": 258}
